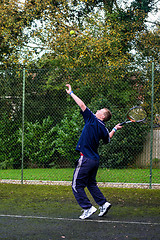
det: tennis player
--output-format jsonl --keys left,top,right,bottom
{"left": 66, "top": 84, "right": 122, "bottom": 219}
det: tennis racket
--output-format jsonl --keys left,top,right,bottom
{"left": 120, "top": 106, "right": 147, "bottom": 126}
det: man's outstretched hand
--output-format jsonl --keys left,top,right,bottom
{"left": 66, "top": 84, "right": 72, "bottom": 95}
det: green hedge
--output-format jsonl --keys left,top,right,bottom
{"left": 0, "top": 96, "right": 149, "bottom": 169}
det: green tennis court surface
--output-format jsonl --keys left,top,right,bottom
{"left": 0, "top": 184, "right": 160, "bottom": 240}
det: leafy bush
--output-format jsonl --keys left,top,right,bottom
{"left": 18, "top": 116, "right": 55, "bottom": 168}
{"left": 0, "top": 113, "right": 21, "bottom": 169}
{"left": 0, "top": 95, "right": 149, "bottom": 169}
{"left": 52, "top": 107, "right": 83, "bottom": 167}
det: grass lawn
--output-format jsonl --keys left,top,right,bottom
{"left": 0, "top": 183, "right": 160, "bottom": 220}
{"left": 0, "top": 168, "right": 159, "bottom": 184}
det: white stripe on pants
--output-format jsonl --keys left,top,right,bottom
{"left": 72, "top": 156, "right": 83, "bottom": 193}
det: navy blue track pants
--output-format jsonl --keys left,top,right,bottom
{"left": 72, "top": 155, "right": 106, "bottom": 209}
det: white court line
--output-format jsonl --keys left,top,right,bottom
{"left": 0, "top": 214, "right": 159, "bottom": 226}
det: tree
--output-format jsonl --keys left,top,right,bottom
{"left": 0, "top": 0, "right": 67, "bottom": 68}
{"left": 33, "top": 8, "right": 146, "bottom": 93}
{"left": 136, "top": 27, "right": 160, "bottom": 62}
{"left": 0, "top": 0, "right": 25, "bottom": 67}
{"left": 1, "top": 0, "right": 159, "bottom": 68}
{"left": 130, "top": 0, "right": 156, "bottom": 13}
{"left": 132, "top": 26, "right": 160, "bottom": 120}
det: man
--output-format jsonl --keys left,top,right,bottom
{"left": 66, "top": 84, "right": 122, "bottom": 220}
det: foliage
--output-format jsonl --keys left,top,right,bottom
{"left": 0, "top": 76, "right": 150, "bottom": 170}
{"left": 0, "top": 113, "right": 21, "bottom": 169}
{"left": 0, "top": 68, "right": 67, "bottom": 125}
{"left": 24, "top": 68, "right": 66, "bottom": 123}
{"left": 100, "top": 123, "right": 149, "bottom": 168}
{"left": 1, "top": 0, "right": 24, "bottom": 67}
{"left": 18, "top": 116, "right": 55, "bottom": 168}
{"left": 0, "top": 0, "right": 159, "bottom": 170}
{"left": 130, "top": 0, "right": 156, "bottom": 13}
{"left": 1, "top": 0, "right": 159, "bottom": 68}
{"left": 38, "top": 9, "right": 145, "bottom": 70}
{"left": 52, "top": 107, "right": 83, "bottom": 167}
{"left": 33, "top": 5, "right": 159, "bottom": 110}
{"left": 1, "top": 0, "right": 159, "bottom": 118}
{"left": 136, "top": 27, "right": 160, "bottom": 62}
{"left": 0, "top": 0, "right": 67, "bottom": 67}
{"left": 0, "top": 69, "right": 23, "bottom": 125}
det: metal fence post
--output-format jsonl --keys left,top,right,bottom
{"left": 150, "top": 62, "right": 154, "bottom": 189}
{"left": 21, "top": 68, "right": 25, "bottom": 184}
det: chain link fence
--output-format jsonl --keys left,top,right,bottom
{"left": 0, "top": 63, "right": 159, "bottom": 188}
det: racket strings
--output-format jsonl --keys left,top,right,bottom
{"left": 128, "top": 108, "right": 147, "bottom": 122}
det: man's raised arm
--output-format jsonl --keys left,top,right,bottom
{"left": 66, "top": 84, "right": 86, "bottom": 112}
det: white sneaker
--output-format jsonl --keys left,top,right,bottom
{"left": 79, "top": 206, "right": 97, "bottom": 220}
{"left": 98, "top": 202, "right": 112, "bottom": 217}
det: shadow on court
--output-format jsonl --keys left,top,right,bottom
{"left": 0, "top": 184, "right": 160, "bottom": 240}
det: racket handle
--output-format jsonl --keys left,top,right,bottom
{"left": 119, "top": 122, "right": 126, "bottom": 126}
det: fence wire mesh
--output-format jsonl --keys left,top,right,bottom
{"left": 0, "top": 64, "right": 160, "bottom": 188}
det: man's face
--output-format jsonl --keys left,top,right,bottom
{"left": 95, "top": 108, "right": 106, "bottom": 120}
